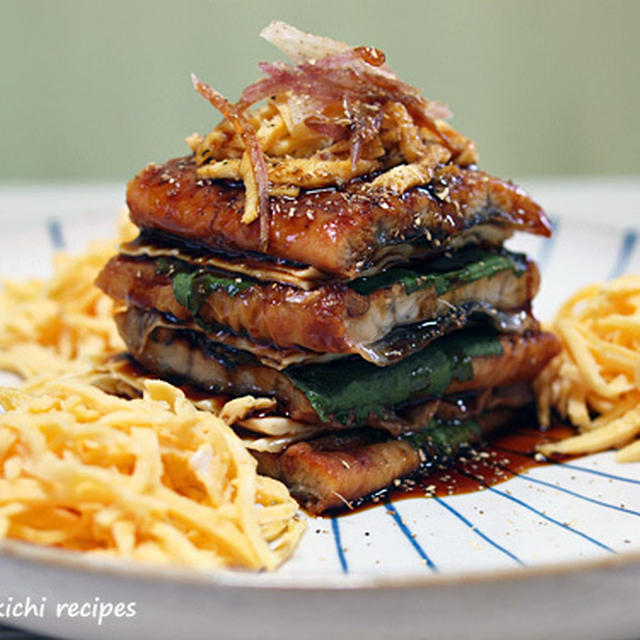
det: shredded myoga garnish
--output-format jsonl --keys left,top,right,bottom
{"left": 187, "top": 21, "right": 477, "bottom": 249}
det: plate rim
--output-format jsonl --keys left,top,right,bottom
{"left": 2, "top": 535, "right": 640, "bottom": 591}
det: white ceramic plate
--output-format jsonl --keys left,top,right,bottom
{"left": 0, "top": 184, "right": 639, "bottom": 640}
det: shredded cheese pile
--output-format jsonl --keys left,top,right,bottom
{"left": 0, "top": 377, "right": 303, "bottom": 570}
{"left": 0, "top": 213, "right": 305, "bottom": 569}
{"left": 536, "top": 275, "right": 640, "bottom": 462}
{"left": 0, "top": 214, "right": 135, "bottom": 380}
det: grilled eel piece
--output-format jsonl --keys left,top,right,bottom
{"left": 254, "top": 407, "right": 523, "bottom": 513}
{"left": 115, "top": 306, "right": 561, "bottom": 428}
{"left": 126, "top": 157, "right": 551, "bottom": 279}
{"left": 97, "top": 248, "right": 540, "bottom": 366}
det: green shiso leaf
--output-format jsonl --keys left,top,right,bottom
{"left": 405, "top": 417, "right": 482, "bottom": 457}
{"left": 164, "top": 248, "right": 526, "bottom": 316}
{"left": 171, "top": 270, "right": 254, "bottom": 317}
{"left": 347, "top": 248, "right": 527, "bottom": 296}
{"left": 285, "top": 329, "right": 503, "bottom": 424}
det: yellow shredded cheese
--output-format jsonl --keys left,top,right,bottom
{"left": 0, "top": 214, "right": 305, "bottom": 569}
{"left": 0, "top": 211, "right": 135, "bottom": 380}
{"left": 536, "top": 275, "right": 640, "bottom": 461}
{"left": 0, "top": 377, "right": 304, "bottom": 570}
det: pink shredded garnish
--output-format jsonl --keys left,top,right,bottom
{"left": 191, "top": 74, "right": 270, "bottom": 250}
{"left": 341, "top": 99, "right": 383, "bottom": 170}
{"left": 426, "top": 101, "right": 453, "bottom": 120}
{"left": 240, "top": 48, "right": 453, "bottom": 154}
{"left": 303, "top": 115, "right": 349, "bottom": 140}
{"left": 191, "top": 24, "right": 457, "bottom": 244}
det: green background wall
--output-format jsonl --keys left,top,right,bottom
{"left": 2, "top": 0, "right": 639, "bottom": 181}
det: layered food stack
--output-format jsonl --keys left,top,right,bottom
{"left": 97, "top": 22, "right": 560, "bottom": 513}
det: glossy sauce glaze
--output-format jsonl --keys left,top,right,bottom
{"left": 326, "top": 422, "right": 574, "bottom": 516}
{"left": 127, "top": 157, "right": 551, "bottom": 279}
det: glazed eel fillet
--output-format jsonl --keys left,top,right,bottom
{"left": 126, "top": 158, "right": 551, "bottom": 280}
{"left": 115, "top": 310, "right": 558, "bottom": 427}
{"left": 98, "top": 157, "right": 559, "bottom": 512}
{"left": 254, "top": 407, "right": 520, "bottom": 513}
{"left": 98, "top": 246, "right": 541, "bottom": 367}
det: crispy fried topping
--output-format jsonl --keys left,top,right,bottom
{"left": 190, "top": 21, "right": 478, "bottom": 244}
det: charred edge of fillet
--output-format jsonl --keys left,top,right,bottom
{"left": 253, "top": 406, "right": 524, "bottom": 514}
{"left": 131, "top": 227, "right": 313, "bottom": 270}
{"left": 126, "top": 158, "right": 551, "bottom": 278}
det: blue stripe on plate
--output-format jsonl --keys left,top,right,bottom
{"left": 433, "top": 496, "right": 525, "bottom": 566}
{"left": 46, "top": 218, "right": 65, "bottom": 250}
{"left": 331, "top": 517, "right": 348, "bottom": 574}
{"left": 556, "top": 461, "right": 640, "bottom": 486}
{"left": 536, "top": 216, "right": 559, "bottom": 274}
{"left": 480, "top": 483, "right": 616, "bottom": 553}
{"left": 608, "top": 229, "right": 637, "bottom": 280}
{"left": 491, "top": 450, "right": 640, "bottom": 487}
{"left": 506, "top": 471, "right": 640, "bottom": 517}
{"left": 385, "top": 502, "right": 438, "bottom": 572}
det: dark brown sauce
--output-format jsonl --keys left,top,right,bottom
{"left": 326, "top": 421, "right": 575, "bottom": 516}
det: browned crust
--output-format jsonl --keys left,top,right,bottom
{"left": 115, "top": 306, "right": 561, "bottom": 426}
{"left": 97, "top": 254, "right": 540, "bottom": 356}
{"left": 255, "top": 431, "right": 420, "bottom": 513}
{"left": 126, "top": 157, "right": 551, "bottom": 278}
{"left": 254, "top": 407, "right": 519, "bottom": 513}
